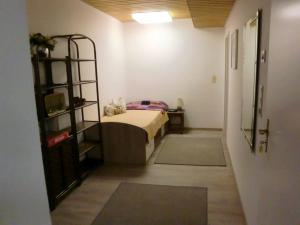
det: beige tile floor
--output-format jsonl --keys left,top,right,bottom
{"left": 51, "top": 130, "right": 247, "bottom": 225}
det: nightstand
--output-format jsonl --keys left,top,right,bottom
{"left": 167, "top": 110, "right": 185, "bottom": 134}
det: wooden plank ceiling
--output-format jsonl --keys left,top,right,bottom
{"left": 187, "top": 0, "right": 235, "bottom": 27}
{"left": 82, "top": 0, "right": 235, "bottom": 28}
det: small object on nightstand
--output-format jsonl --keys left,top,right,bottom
{"left": 167, "top": 110, "right": 184, "bottom": 134}
{"left": 176, "top": 98, "right": 184, "bottom": 111}
{"left": 168, "top": 108, "right": 177, "bottom": 112}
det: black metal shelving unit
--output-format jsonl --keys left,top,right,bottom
{"left": 32, "top": 34, "right": 103, "bottom": 210}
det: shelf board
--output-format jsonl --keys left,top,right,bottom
{"left": 59, "top": 121, "right": 98, "bottom": 135}
{"left": 71, "top": 58, "right": 95, "bottom": 62}
{"left": 41, "top": 80, "right": 96, "bottom": 90}
{"left": 45, "top": 109, "right": 70, "bottom": 120}
{"left": 55, "top": 180, "right": 79, "bottom": 202}
{"left": 38, "top": 57, "right": 95, "bottom": 62}
{"left": 39, "top": 57, "right": 67, "bottom": 62}
{"left": 44, "top": 101, "right": 96, "bottom": 121}
{"left": 45, "top": 121, "right": 98, "bottom": 139}
{"left": 41, "top": 83, "right": 68, "bottom": 90}
{"left": 73, "top": 80, "right": 97, "bottom": 86}
{"left": 75, "top": 101, "right": 97, "bottom": 110}
{"left": 76, "top": 121, "right": 99, "bottom": 134}
{"left": 79, "top": 141, "right": 98, "bottom": 156}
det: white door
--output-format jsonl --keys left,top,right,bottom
{"left": 255, "top": 0, "right": 300, "bottom": 224}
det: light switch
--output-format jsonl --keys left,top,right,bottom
{"left": 261, "top": 50, "right": 267, "bottom": 63}
{"left": 212, "top": 75, "right": 217, "bottom": 84}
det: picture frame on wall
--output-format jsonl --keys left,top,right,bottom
{"left": 231, "top": 29, "right": 239, "bottom": 69}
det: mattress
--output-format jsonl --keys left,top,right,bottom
{"left": 101, "top": 110, "right": 169, "bottom": 140}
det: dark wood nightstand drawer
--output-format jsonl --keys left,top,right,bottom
{"left": 167, "top": 110, "right": 184, "bottom": 134}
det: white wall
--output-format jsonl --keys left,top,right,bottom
{"left": 0, "top": 1, "right": 51, "bottom": 225}
{"left": 124, "top": 20, "right": 225, "bottom": 128}
{"left": 27, "top": 0, "right": 127, "bottom": 116}
{"left": 225, "top": 1, "right": 271, "bottom": 224}
{"left": 225, "top": 0, "right": 300, "bottom": 225}
{"left": 27, "top": 3, "right": 225, "bottom": 129}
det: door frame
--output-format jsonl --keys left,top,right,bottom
{"left": 224, "top": 33, "right": 230, "bottom": 138}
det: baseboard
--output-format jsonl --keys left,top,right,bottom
{"left": 185, "top": 127, "right": 223, "bottom": 131}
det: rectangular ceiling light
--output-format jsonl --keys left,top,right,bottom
{"left": 131, "top": 11, "right": 172, "bottom": 24}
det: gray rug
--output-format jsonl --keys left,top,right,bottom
{"left": 91, "top": 183, "right": 208, "bottom": 225}
{"left": 155, "top": 136, "right": 226, "bottom": 166}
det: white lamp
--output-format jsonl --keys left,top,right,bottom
{"left": 177, "top": 98, "right": 184, "bottom": 110}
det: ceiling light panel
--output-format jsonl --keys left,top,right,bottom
{"left": 132, "top": 11, "right": 172, "bottom": 24}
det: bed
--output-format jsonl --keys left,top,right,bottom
{"left": 101, "top": 102, "right": 169, "bottom": 165}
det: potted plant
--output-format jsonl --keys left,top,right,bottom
{"left": 30, "top": 33, "right": 56, "bottom": 57}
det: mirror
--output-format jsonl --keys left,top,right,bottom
{"left": 241, "top": 10, "right": 262, "bottom": 150}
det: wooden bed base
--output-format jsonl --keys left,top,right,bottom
{"left": 101, "top": 122, "right": 164, "bottom": 165}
